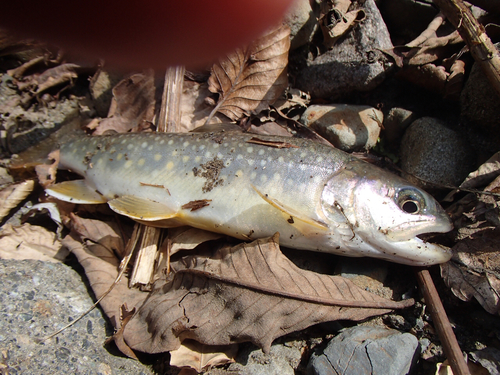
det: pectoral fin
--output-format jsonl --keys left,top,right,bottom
{"left": 251, "top": 185, "right": 329, "bottom": 235}
{"left": 108, "top": 195, "right": 181, "bottom": 223}
{"left": 46, "top": 180, "right": 108, "bottom": 204}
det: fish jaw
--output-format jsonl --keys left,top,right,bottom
{"left": 321, "top": 159, "right": 453, "bottom": 265}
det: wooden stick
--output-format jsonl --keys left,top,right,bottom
{"left": 433, "top": 0, "right": 500, "bottom": 98}
{"left": 416, "top": 268, "right": 470, "bottom": 375}
{"left": 157, "top": 65, "right": 185, "bottom": 132}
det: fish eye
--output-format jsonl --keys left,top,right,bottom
{"left": 396, "top": 188, "right": 425, "bottom": 215}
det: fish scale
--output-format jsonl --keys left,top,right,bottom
{"left": 47, "top": 131, "right": 453, "bottom": 265}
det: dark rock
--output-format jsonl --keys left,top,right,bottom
{"left": 400, "top": 117, "right": 476, "bottom": 187}
{"left": 284, "top": 0, "right": 320, "bottom": 50}
{"left": 307, "top": 325, "right": 419, "bottom": 375}
{"left": 460, "top": 51, "right": 500, "bottom": 156}
{"left": 296, "top": 0, "right": 393, "bottom": 99}
{"left": 0, "top": 259, "right": 153, "bottom": 375}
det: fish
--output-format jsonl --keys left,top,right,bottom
{"left": 46, "top": 131, "right": 453, "bottom": 266}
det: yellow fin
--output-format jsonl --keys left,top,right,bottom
{"left": 46, "top": 180, "right": 108, "bottom": 204}
{"left": 250, "top": 184, "right": 329, "bottom": 235}
{"left": 108, "top": 195, "right": 180, "bottom": 222}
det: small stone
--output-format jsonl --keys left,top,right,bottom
{"left": 384, "top": 107, "right": 415, "bottom": 144}
{"left": 400, "top": 117, "right": 476, "bottom": 187}
{"left": 469, "top": 347, "right": 500, "bottom": 374}
{"left": 284, "top": 0, "right": 320, "bottom": 50}
{"left": 296, "top": 0, "right": 393, "bottom": 98}
{"left": 222, "top": 341, "right": 303, "bottom": 375}
{"left": 307, "top": 326, "right": 419, "bottom": 375}
{"left": 301, "top": 104, "right": 382, "bottom": 151}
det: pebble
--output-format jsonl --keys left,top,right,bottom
{"left": 400, "top": 117, "right": 476, "bottom": 187}
{"left": 307, "top": 325, "right": 419, "bottom": 375}
{"left": 284, "top": 0, "right": 320, "bottom": 50}
{"left": 211, "top": 341, "right": 303, "bottom": 375}
{"left": 460, "top": 46, "right": 500, "bottom": 155}
{"left": 383, "top": 107, "right": 415, "bottom": 144}
{"left": 296, "top": 0, "right": 393, "bottom": 99}
{"left": 0, "top": 259, "right": 153, "bottom": 375}
{"left": 300, "top": 104, "right": 382, "bottom": 151}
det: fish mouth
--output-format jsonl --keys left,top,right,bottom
{"left": 378, "top": 236, "right": 452, "bottom": 266}
{"left": 383, "top": 216, "right": 453, "bottom": 242}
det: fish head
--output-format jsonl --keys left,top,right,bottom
{"left": 321, "top": 159, "right": 453, "bottom": 265}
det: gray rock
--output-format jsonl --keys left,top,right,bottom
{"left": 307, "top": 325, "right": 419, "bottom": 375}
{"left": 301, "top": 104, "right": 382, "bottom": 151}
{"left": 0, "top": 259, "right": 153, "bottom": 375}
{"left": 384, "top": 107, "right": 415, "bottom": 144}
{"left": 296, "top": 0, "right": 393, "bottom": 99}
{"left": 400, "top": 117, "right": 475, "bottom": 187}
{"left": 217, "top": 341, "right": 303, "bottom": 375}
{"left": 460, "top": 50, "right": 500, "bottom": 154}
{"left": 284, "top": 0, "right": 320, "bottom": 50}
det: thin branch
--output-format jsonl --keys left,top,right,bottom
{"left": 415, "top": 269, "right": 470, "bottom": 375}
{"left": 433, "top": 0, "right": 500, "bottom": 98}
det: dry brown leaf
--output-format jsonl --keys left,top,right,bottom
{"left": 441, "top": 228, "right": 500, "bottom": 315}
{"left": 0, "top": 223, "right": 68, "bottom": 262}
{"left": 207, "top": 24, "right": 290, "bottom": 122}
{"left": 122, "top": 234, "right": 413, "bottom": 354}
{"left": 0, "top": 179, "right": 34, "bottom": 221}
{"left": 169, "top": 340, "right": 237, "bottom": 372}
{"left": 179, "top": 81, "right": 224, "bottom": 130}
{"left": 92, "top": 70, "right": 156, "bottom": 135}
{"left": 16, "top": 63, "right": 81, "bottom": 95}
{"left": 168, "top": 226, "right": 223, "bottom": 256}
{"left": 319, "top": 0, "right": 365, "bottom": 49}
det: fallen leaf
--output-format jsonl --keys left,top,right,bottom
{"left": 179, "top": 81, "right": 225, "bottom": 130}
{"left": 168, "top": 226, "right": 223, "bottom": 256}
{"left": 441, "top": 228, "right": 500, "bottom": 315}
{"left": 16, "top": 63, "right": 82, "bottom": 95}
{"left": 207, "top": 24, "right": 290, "bottom": 122}
{"left": 122, "top": 234, "right": 413, "bottom": 354}
{"left": 92, "top": 70, "right": 156, "bottom": 135}
{"left": 0, "top": 179, "right": 34, "bottom": 221}
{"left": 0, "top": 223, "right": 68, "bottom": 262}
{"left": 169, "top": 340, "right": 237, "bottom": 372}
{"left": 319, "top": 0, "right": 365, "bottom": 49}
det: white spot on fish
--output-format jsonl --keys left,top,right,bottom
{"left": 141, "top": 142, "right": 148, "bottom": 148}
{"left": 155, "top": 136, "right": 161, "bottom": 141}
{"left": 247, "top": 159, "right": 254, "bottom": 166}
{"left": 117, "top": 153, "right": 123, "bottom": 161}
{"left": 195, "top": 156, "right": 201, "bottom": 162}
{"left": 300, "top": 151, "right": 307, "bottom": 158}
{"left": 213, "top": 143, "right": 219, "bottom": 149}
{"left": 258, "top": 149, "right": 265, "bottom": 156}
{"left": 166, "top": 161, "right": 174, "bottom": 170}
{"left": 316, "top": 156, "right": 323, "bottom": 163}
{"left": 250, "top": 171, "right": 257, "bottom": 179}
{"left": 127, "top": 144, "right": 135, "bottom": 150}
{"left": 154, "top": 154, "right": 162, "bottom": 161}
{"left": 237, "top": 154, "right": 243, "bottom": 160}
{"left": 278, "top": 156, "right": 284, "bottom": 163}
{"left": 273, "top": 173, "right": 281, "bottom": 180}
{"left": 260, "top": 160, "right": 266, "bottom": 167}
{"left": 199, "top": 145, "right": 206, "bottom": 151}
{"left": 260, "top": 175, "right": 268, "bottom": 183}
{"left": 182, "top": 156, "right": 190, "bottom": 163}
{"left": 205, "top": 151, "right": 212, "bottom": 158}
{"left": 97, "top": 158, "right": 103, "bottom": 165}
{"left": 168, "top": 140, "right": 174, "bottom": 145}
{"left": 247, "top": 147, "right": 253, "bottom": 153}
{"left": 160, "top": 140, "right": 165, "bottom": 145}
{"left": 124, "top": 160, "right": 133, "bottom": 169}
{"left": 138, "top": 158, "right": 145, "bottom": 166}
{"left": 235, "top": 170, "right": 243, "bottom": 177}
{"left": 121, "top": 139, "right": 127, "bottom": 144}
{"left": 183, "top": 141, "right": 190, "bottom": 147}
{"left": 172, "top": 150, "right": 178, "bottom": 156}
{"left": 148, "top": 145, "right": 153, "bottom": 151}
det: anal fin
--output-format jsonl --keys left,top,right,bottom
{"left": 46, "top": 180, "right": 108, "bottom": 204}
{"left": 251, "top": 185, "right": 329, "bottom": 235}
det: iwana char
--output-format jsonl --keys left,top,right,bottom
{"left": 46, "top": 132, "right": 452, "bottom": 266}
